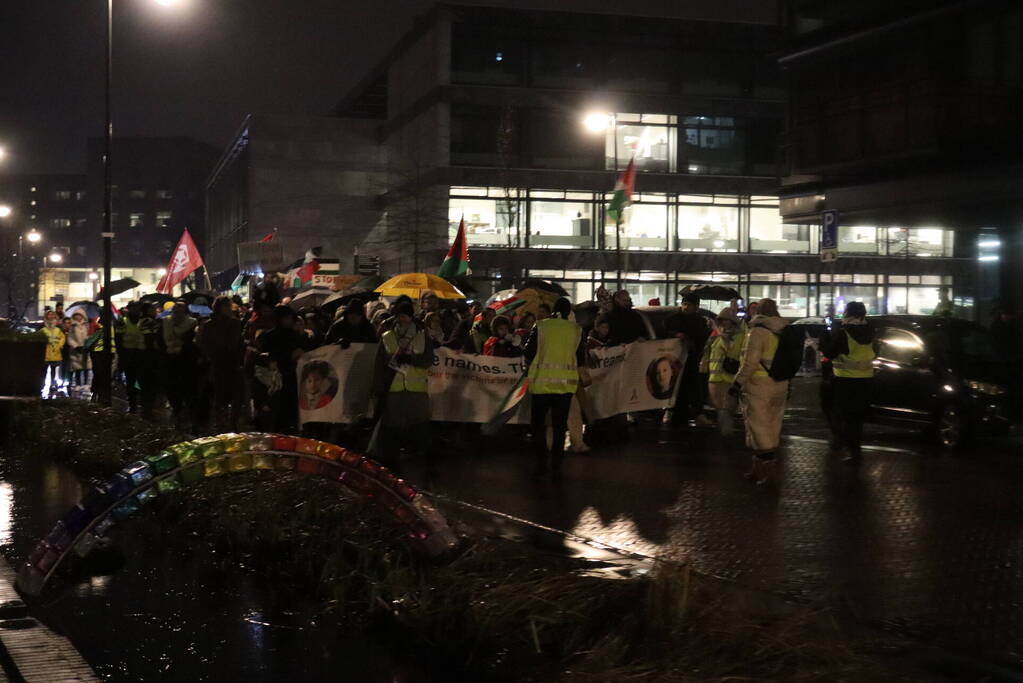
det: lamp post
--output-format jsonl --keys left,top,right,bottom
{"left": 99, "top": 0, "right": 180, "bottom": 406}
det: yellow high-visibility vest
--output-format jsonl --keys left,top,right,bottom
{"left": 382, "top": 328, "right": 429, "bottom": 393}
{"left": 708, "top": 329, "right": 744, "bottom": 384}
{"left": 527, "top": 318, "right": 581, "bottom": 395}
{"left": 750, "top": 328, "right": 780, "bottom": 378}
{"left": 833, "top": 331, "right": 876, "bottom": 379}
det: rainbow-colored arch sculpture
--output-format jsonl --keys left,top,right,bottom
{"left": 16, "top": 432, "right": 458, "bottom": 597}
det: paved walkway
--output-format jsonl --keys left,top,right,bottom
{"left": 402, "top": 380, "right": 1023, "bottom": 661}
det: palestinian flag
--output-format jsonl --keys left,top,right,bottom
{"left": 606, "top": 157, "right": 636, "bottom": 224}
{"left": 482, "top": 373, "right": 529, "bottom": 436}
{"left": 438, "top": 216, "right": 469, "bottom": 279}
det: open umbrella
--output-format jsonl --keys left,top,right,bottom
{"left": 485, "top": 288, "right": 518, "bottom": 308}
{"left": 350, "top": 274, "right": 388, "bottom": 292}
{"left": 65, "top": 301, "right": 101, "bottom": 320}
{"left": 287, "top": 287, "right": 337, "bottom": 311}
{"left": 518, "top": 279, "right": 568, "bottom": 297}
{"left": 181, "top": 290, "right": 217, "bottom": 306}
{"left": 321, "top": 290, "right": 379, "bottom": 317}
{"left": 488, "top": 288, "right": 555, "bottom": 318}
{"left": 679, "top": 284, "right": 740, "bottom": 302}
{"left": 139, "top": 292, "right": 173, "bottom": 306}
{"left": 375, "top": 273, "right": 464, "bottom": 300}
{"left": 97, "top": 277, "right": 141, "bottom": 298}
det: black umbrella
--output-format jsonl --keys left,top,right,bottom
{"left": 181, "top": 290, "right": 217, "bottom": 306}
{"left": 321, "top": 290, "right": 379, "bottom": 317}
{"left": 139, "top": 293, "right": 173, "bottom": 306}
{"left": 444, "top": 275, "right": 478, "bottom": 297}
{"left": 679, "top": 284, "right": 740, "bottom": 302}
{"left": 518, "top": 279, "right": 568, "bottom": 297}
{"left": 287, "top": 287, "right": 334, "bottom": 310}
{"left": 65, "top": 300, "right": 101, "bottom": 320}
{"left": 97, "top": 277, "right": 141, "bottom": 298}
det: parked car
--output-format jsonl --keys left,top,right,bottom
{"left": 793, "top": 315, "right": 1011, "bottom": 448}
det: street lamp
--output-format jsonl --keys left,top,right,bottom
{"left": 99, "top": 0, "right": 185, "bottom": 406}
{"left": 25, "top": 230, "right": 41, "bottom": 244}
{"left": 0, "top": 206, "right": 12, "bottom": 219}
{"left": 583, "top": 112, "right": 611, "bottom": 133}
{"left": 48, "top": 253, "right": 63, "bottom": 264}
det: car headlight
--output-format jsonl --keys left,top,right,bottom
{"left": 967, "top": 380, "right": 1007, "bottom": 396}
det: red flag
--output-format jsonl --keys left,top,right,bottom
{"left": 157, "top": 229, "right": 204, "bottom": 294}
{"left": 260, "top": 232, "right": 275, "bottom": 242}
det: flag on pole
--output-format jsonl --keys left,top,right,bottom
{"left": 156, "top": 229, "right": 204, "bottom": 294}
{"left": 606, "top": 157, "right": 636, "bottom": 224}
{"left": 482, "top": 373, "right": 529, "bottom": 436}
{"left": 437, "top": 215, "right": 470, "bottom": 279}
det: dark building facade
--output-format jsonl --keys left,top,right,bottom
{"left": 87, "top": 136, "right": 219, "bottom": 268}
{"left": 779, "top": 0, "right": 1023, "bottom": 318}
{"left": 0, "top": 173, "right": 90, "bottom": 264}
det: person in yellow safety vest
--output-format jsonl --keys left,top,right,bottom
{"left": 819, "top": 301, "right": 877, "bottom": 465}
{"left": 41, "top": 310, "right": 66, "bottom": 395}
{"left": 730, "top": 298, "right": 789, "bottom": 485}
{"left": 523, "top": 297, "right": 584, "bottom": 477}
{"left": 114, "top": 301, "right": 158, "bottom": 416}
{"left": 699, "top": 307, "right": 745, "bottom": 437}
{"left": 378, "top": 301, "right": 434, "bottom": 463}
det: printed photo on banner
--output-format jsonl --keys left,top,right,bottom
{"left": 646, "top": 355, "right": 682, "bottom": 400}
{"left": 297, "top": 343, "right": 378, "bottom": 425}
{"left": 299, "top": 360, "right": 338, "bottom": 410}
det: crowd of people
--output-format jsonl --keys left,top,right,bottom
{"left": 39, "top": 276, "right": 959, "bottom": 485}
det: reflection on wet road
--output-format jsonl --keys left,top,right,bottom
{"left": 403, "top": 415, "right": 1023, "bottom": 657}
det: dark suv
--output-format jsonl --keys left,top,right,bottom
{"left": 857, "top": 316, "right": 1010, "bottom": 447}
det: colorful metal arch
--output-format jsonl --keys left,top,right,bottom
{"left": 16, "top": 432, "right": 458, "bottom": 597}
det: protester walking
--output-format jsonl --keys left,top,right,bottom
{"left": 378, "top": 301, "right": 434, "bottom": 463}
{"left": 257, "top": 304, "right": 310, "bottom": 433}
{"left": 702, "top": 308, "right": 744, "bottom": 436}
{"left": 66, "top": 310, "right": 92, "bottom": 390}
{"left": 325, "top": 305, "right": 378, "bottom": 346}
{"left": 665, "top": 293, "right": 711, "bottom": 425}
{"left": 731, "top": 298, "right": 790, "bottom": 485}
{"left": 605, "top": 290, "right": 647, "bottom": 344}
{"left": 160, "top": 301, "right": 199, "bottom": 431}
{"left": 819, "top": 302, "right": 876, "bottom": 464}
{"left": 197, "top": 297, "right": 247, "bottom": 431}
{"left": 114, "top": 302, "right": 158, "bottom": 415}
{"left": 41, "top": 310, "right": 65, "bottom": 395}
{"left": 523, "top": 297, "right": 584, "bottom": 477}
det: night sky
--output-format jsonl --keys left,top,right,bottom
{"left": 0, "top": 0, "right": 776, "bottom": 175}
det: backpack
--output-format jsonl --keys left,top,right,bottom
{"left": 761, "top": 325, "right": 804, "bottom": 382}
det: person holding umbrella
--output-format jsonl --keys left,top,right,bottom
{"left": 378, "top": 301, "right": 434, "bottom": 463}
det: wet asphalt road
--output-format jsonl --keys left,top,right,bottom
{"left": 401, "top": 377, "right": 1023, "bottom": 661}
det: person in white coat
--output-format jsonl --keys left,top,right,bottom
{"left": 731, "top": 298, "right": 789, "bottom": 485}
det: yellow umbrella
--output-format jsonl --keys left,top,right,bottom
{"left": 374, "top": 273, "right": 465, "bottom": 300}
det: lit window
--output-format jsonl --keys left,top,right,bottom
{"left": 75, "top": 191, "right": 86, "bottom": 201}
{"left": 678, "top": 203, "right": 739, "bottom": 252}
{"left": 30, "top": 187, "right": 37, "bottom": 192}
{"left": 29, "top": 200, "right": 36, "bottom": 206}
{"left": 603, "top": 113, "right": 677, "bottom": 173}
{"left": 55, "top": 191, "right": 72, "bottom": 200}
{"left": 448, "top": 198, "right": 518, "bottom": 247}
{"left": 157, "top": 211, "right": 172, "bottom": 227}
{"left": 50, "top": 218, "right": 71, "bottom": 228}
{"left": 157, "top": 189, "right": 174, "bottom": 199}
{"left": 130, "top": 213, "right": 144, "bottom": 228}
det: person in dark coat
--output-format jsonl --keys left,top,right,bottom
{"left": 664, "top": 293, "right": 711, "bottom": 425}
{"left": 819, "top": 301, "right": 877, "bottom": 464}
{"left": 605, "top": 290, "right": 648, "bottom": 345}
{"left": 325, "top": 306, "right": 377, "bottom": 346}
{"left": 258, "top": 305, "right": 313, "bottom": 433}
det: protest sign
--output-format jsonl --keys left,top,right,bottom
{"left": 580, "top": 339, "right": 687, "bottom": 420}
{"left": 298, "top": 339, "right": 686, "bottom": 426}
{"left": 297, "top": 343, "right": 378, "bottom": 425}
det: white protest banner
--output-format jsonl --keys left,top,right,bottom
{"left": 428, "top": 347, "right": 530, "bottom": 423}
{"left": 580, "top": 339, "right": 687, "bottom": 420}
{"left": 297, "top": 343, "right": 378, "bottom": 425}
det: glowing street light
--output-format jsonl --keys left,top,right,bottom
{"left": 582, "top": 112, "right": 612, "bottom": 133}
{"left": 0, "top": 146, "right": 6, "bottom": 162}
{"left": 25, "top": 229, "right": 41, "bottom": 244}
{"left": 0, "top": 206, "right": 12, "bottom": 218}
{"left": 88, "top": 271, "right": 100, "bottom": 281}
{"left": 157, "top": 267, "right": 167, "bottom": 276}
{"left": 48, "top": 252, "right": 64, "bottom": 264}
